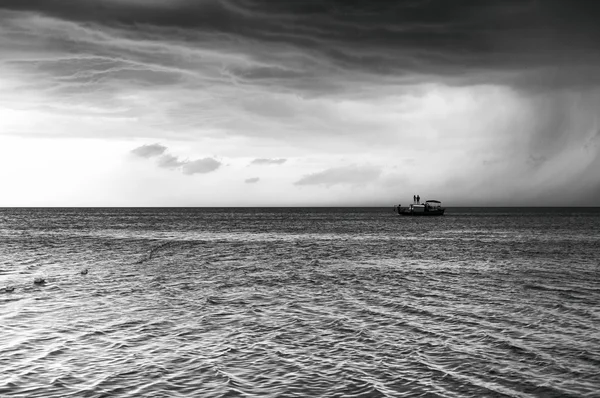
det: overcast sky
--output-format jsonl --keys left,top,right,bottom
{"left": 1, "top": 0, "right": 599, "bottom": 206}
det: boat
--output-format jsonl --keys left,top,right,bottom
{"left": 394, "top": 200, "right": 445, "bottom": 216}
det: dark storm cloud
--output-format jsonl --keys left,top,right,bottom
{"left": 2, "top": 0, "right": 599, "bottom": 86}
{"left": 131, "top": 143, "right": 167, "bottom": 158}
{"left": 250, "top": 158, "right": 286, "bottom": 165}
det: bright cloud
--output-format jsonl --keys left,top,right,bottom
{"left": 295, "top": 165, "right": 382, "bottom": 187}
{"left": 250, "top": 158, "right": 287, "bottom": 165}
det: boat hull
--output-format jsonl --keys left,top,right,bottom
{"left": 398, "top": 209, "right": 445, "bottom": 216}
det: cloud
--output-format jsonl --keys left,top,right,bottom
{"left": 157, "top": 153, "right": 185, "bottom": 169}
{"left": 2, "top": 0, "right": 599, "bottom": 93}
{"left": 131, "top": 143, "right": 167, "bottom": 158}
{"left": 584, "top": 128, "right": 600, "bottom": 150}
{"left": 527, "top": 154, "right": 548, "bottom": 168}
{"left": 2, "top": 1, "right": 600, "bottom": 205}
{"left": 182, "top": 158, "right": 222, "bottom": 175}
{"left": 250, "top": 158, "right": 287, "bottom": 165}
{"left": 245, "top": 177, "right": 260, "bottom": 183}
{"left": 295, "top": 165, "right": 381, "bottom": 187}
{"left": 131, "top": 144, "right": 221, "bottom": 175}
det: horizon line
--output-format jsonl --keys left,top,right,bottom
{"left": 1, "top": 206, "right": 599, "bottom": 209}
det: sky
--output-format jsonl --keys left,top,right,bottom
{"left": 1, "top": 0, "right": 599, "bottom": 206}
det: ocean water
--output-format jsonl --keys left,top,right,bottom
{"left": 0, "top": 207, "right": 599, "bottom": 398}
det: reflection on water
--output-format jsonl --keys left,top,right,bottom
{"left": 1, "top": 208, "right": 599, "bottom": 397}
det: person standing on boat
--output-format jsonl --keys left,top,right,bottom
{"left": 413, "top": 195, "right": 416, "bottom": 204}
{"left": 417, "top": 194, "right": 420, "bottom": 204}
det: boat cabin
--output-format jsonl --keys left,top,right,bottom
{"left": 409, "top": 204, "right": 426, "bottom": 213}
{"left": 396, "top": 199, "right": 444, "bottom": 216}
{"left": 425, "top": 200, "right": 442, "bottom": 209}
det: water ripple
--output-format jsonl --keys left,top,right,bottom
{"left": 0, "top": 208, "right": 599, "bottom": 397}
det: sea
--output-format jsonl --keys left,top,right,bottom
{"left": 0, "top": 207, "right": 599, "bottom": 398}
